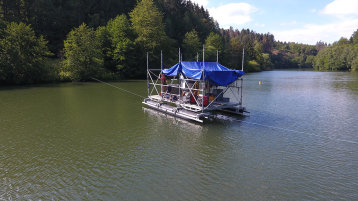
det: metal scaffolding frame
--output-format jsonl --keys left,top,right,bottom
{"left": 143, "top": 47, "right": 246, "bottom": 122}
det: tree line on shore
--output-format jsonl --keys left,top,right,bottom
{"left": 1, "top": 0, "right": 358, "bottom": 84}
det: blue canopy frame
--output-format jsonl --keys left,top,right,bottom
{"left": 162, "top": 61, "right": 244, "bottom": 86}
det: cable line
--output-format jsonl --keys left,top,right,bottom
{"left": 91, "top": 77, "right": 145, "bottom": 98}
{"left": 92, "top": 77, "right": 358, "bottom": 145}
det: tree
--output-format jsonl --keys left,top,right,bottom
{"left": 254, "top": 40, "right": 263, "bottom": 54}
{"left": 105, "top": 14, "right": 134, "bottom": 72}
{"left": 62, "top": 23, "right": 104, "bottom": 81}
{"left": 96, "top": 26, "right": 114, "bottom": 72}
{"left": 205, "top": 32, "right": 223, "bottom": 62}
{"left": 183, "top": 29, "right": 201, "bottom": 61}
{"left": 0, "top": 22, "right": 51, "bottom": 84}
{"left": 313, "top": 44, "right": 350, "bottom": 71}
{"left": 241, "top": 34, "right": 255, "bottom": 61}
{"left": 351, "top": 29, "right": 358, "bottom": 45}
{"left": 261, "top": 53, "right": 273, "bottom": 70}
{"left": 0, "top": 0, "right": 23, "bottom": 22}
{"left": 129, "top": 0, "right": 176, "bottom": 77}
{"left": 0, "top": 18, "right": 6, "bottom": 37}
{"left": 336, "top": 37, "right": 350, "bottom": 45}
{"left": 228, "top": 36, "right": 242, "bottom": 68}
{"left": 316, "top": 41, "right": 327, "bottom": 51}
{"left": 129, "top": 0, "right": 167, "bottom": 53}
{"left": 351, "top": 57, "right": 358, "bottom": 71}
{"left": 254, "top": 40, "right": 264, "bottom": 64}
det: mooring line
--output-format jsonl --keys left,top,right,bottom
{"left": 92, "top": 77, "right": 357, "bottom": 145}
{"left": 91, "top": 77, "right": 145, "bottom": 98}
{"left": 234, "top": 119, "right": 358, "bottom": 145}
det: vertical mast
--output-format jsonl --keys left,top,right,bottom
{"left": 241, "top": 48, "right": 244, "bottom": 106}
{"left": 147, "top": 52, "right": 149, "bottom": 97}
{"left": 241, "top": 48, "right": 244, "bottom": 71}
{"left": 161, "top": 50, "right": 163, "bottom": 72}
{"left": 217, "top": 49, "right": 219, "bottom": 63}
{"left": 202, "top": 45, "right": 205, "bottom": 112}
{"left": 178, "top": 48, "right": 181, "bottom": 63}
{"left": 202, "top": 45, "right": 205, "bottom": 78}
{"left": 197, "top": 52, "right": 199, "bottom": 62}
{"left": 241, "top": 78, "right": 243, "bottom": 106}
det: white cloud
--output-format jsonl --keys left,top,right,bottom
{"left": 273, "top": 18, "right": 358, "bottom": 44}
{"left": 322, "top": 0, "right": 358, "bottom": 16}
{"left": 274, "top": 0, "right": 358, "bottom": 44}
{"left": 208, "top": 3, "right": 258, "bottom": 28}
{"left": 255, "top": 23, "right": 265, "bottom": 28}
{"left": 190, "top": 0, "right": 209, "bottom": 7}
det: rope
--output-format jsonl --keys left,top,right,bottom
{"left": 91, "top": 77, "right": 145, "bottom": 98}
{"left": 92, "top": 77, "right": 358, "bottom": 145}
{"left": 233, "top": 119, "right": 358, "bottom": 145}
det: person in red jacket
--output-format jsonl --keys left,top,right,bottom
{"left": 161, "top": 74, "right": 167, "bottom": 96}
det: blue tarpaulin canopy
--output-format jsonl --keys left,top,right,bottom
{"left": 162, "top": 61, "right": 244, "bottom": 86}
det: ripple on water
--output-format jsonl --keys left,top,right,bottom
{"left": 1, "top": 72, "right": 358, "bottom": 200}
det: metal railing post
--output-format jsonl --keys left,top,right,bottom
{"left": 217, "top": 49, "right": 218, "bottom": 63}
{"left": 202, "top": 45, "right": 205, "bottom": 112}
{"left": 242, "top": 48, "right": 244, "bottom": 71}
{"left": 147, "top": 52, "right": 149, "bottom": 98}
{"left": 241, "top": 78, "right": 243, "bottom": 106}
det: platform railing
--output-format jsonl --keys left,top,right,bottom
{"left": 146, "top": 62, "right": 243, "bottom": 113}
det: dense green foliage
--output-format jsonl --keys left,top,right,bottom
{"left": 0, "top": 0, "right": 138, "bottom": 52}
{"left": 130, "top": 0, "right": 167, "bottom": 53}
{"left": 221, "top": 28, "right": 275, "bottom": 71}
{"left": 1, "top": 0, "right": 358, "bottom": 84}
{"left": 313, "top": 34, "right": 358, "bottom": 71}
{"left": 183, "top": 29, "right": 201, "bottom": 61}
{"left": 205, "top": 32, "right": 224, "bottom": 62}
{"left": 271, "top": 41, "right": 318, "bottom": 69}
{"left": 96, "top": 14, "right": 136, "bottom": 77}
{"left": 62, "top": 23, "right": 104, "bottom": 81}
{"left": 0, "top": 21, "right": 53, "bottom": 84}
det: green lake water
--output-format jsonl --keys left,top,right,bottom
{"left": 1, "top": 70, "right": 358, "bottom": 200}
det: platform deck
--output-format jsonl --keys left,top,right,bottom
{"left": 143, "top": 99, "right": 208, "bottom": 123}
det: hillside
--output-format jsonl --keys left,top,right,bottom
{"left": 0, "top": 0, "right": 357, "bottom": 84}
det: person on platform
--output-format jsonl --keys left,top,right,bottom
{"left": 161, "top": 73, "right": 167, "bottom": 96}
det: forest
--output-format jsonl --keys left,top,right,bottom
{"left": 1, "top": 0, "right": 358, "bottom": 84}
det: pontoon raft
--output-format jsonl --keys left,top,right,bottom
{"left": 142, "top": 51, "right": 247, "bottom": 123}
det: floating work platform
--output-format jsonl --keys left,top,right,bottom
{"left": 143, "top": 51, "right": 247, "bottom": 123}
{"left": 142, "top": 98, "right": 208, "bottom": 123}
{"left": 142, "top": 98, "right": 246, "bottom": 123}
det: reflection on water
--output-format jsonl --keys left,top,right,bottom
{"left": 330, "top": 72, "right": 358, "bottom": 94}
{"left": 143, "top": 107, "right": 204, "bottom": 134}
{"left": 1, "top": 71, "right": 358, "bottom": 200}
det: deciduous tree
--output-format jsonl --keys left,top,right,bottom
{"left": 62, "top": 23, "right": 103, "bottom": 81}
{"left": 183, "top": 29, "right": 201, "bottom": 61}
{"left": 129, "top": 0, "right": 167, "bottom": 53}
{"left": 205, "top": 32, "right": 223, "bottom": 62}
{"left": 0, "top": 22, "right": 51, "bottom": 84}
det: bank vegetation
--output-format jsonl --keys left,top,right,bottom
{"left": 0, "top": 0, "right": 357, "bottom": 84}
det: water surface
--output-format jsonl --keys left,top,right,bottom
{"left": 1, "top": 71, "right": 358, "bottom": 200}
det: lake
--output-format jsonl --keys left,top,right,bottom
{"left": 1, "top": 70, "right": 358, "bottom": 200}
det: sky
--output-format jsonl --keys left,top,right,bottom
{"left": 190, "top": 0, "right": 358, "bottom": 44}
